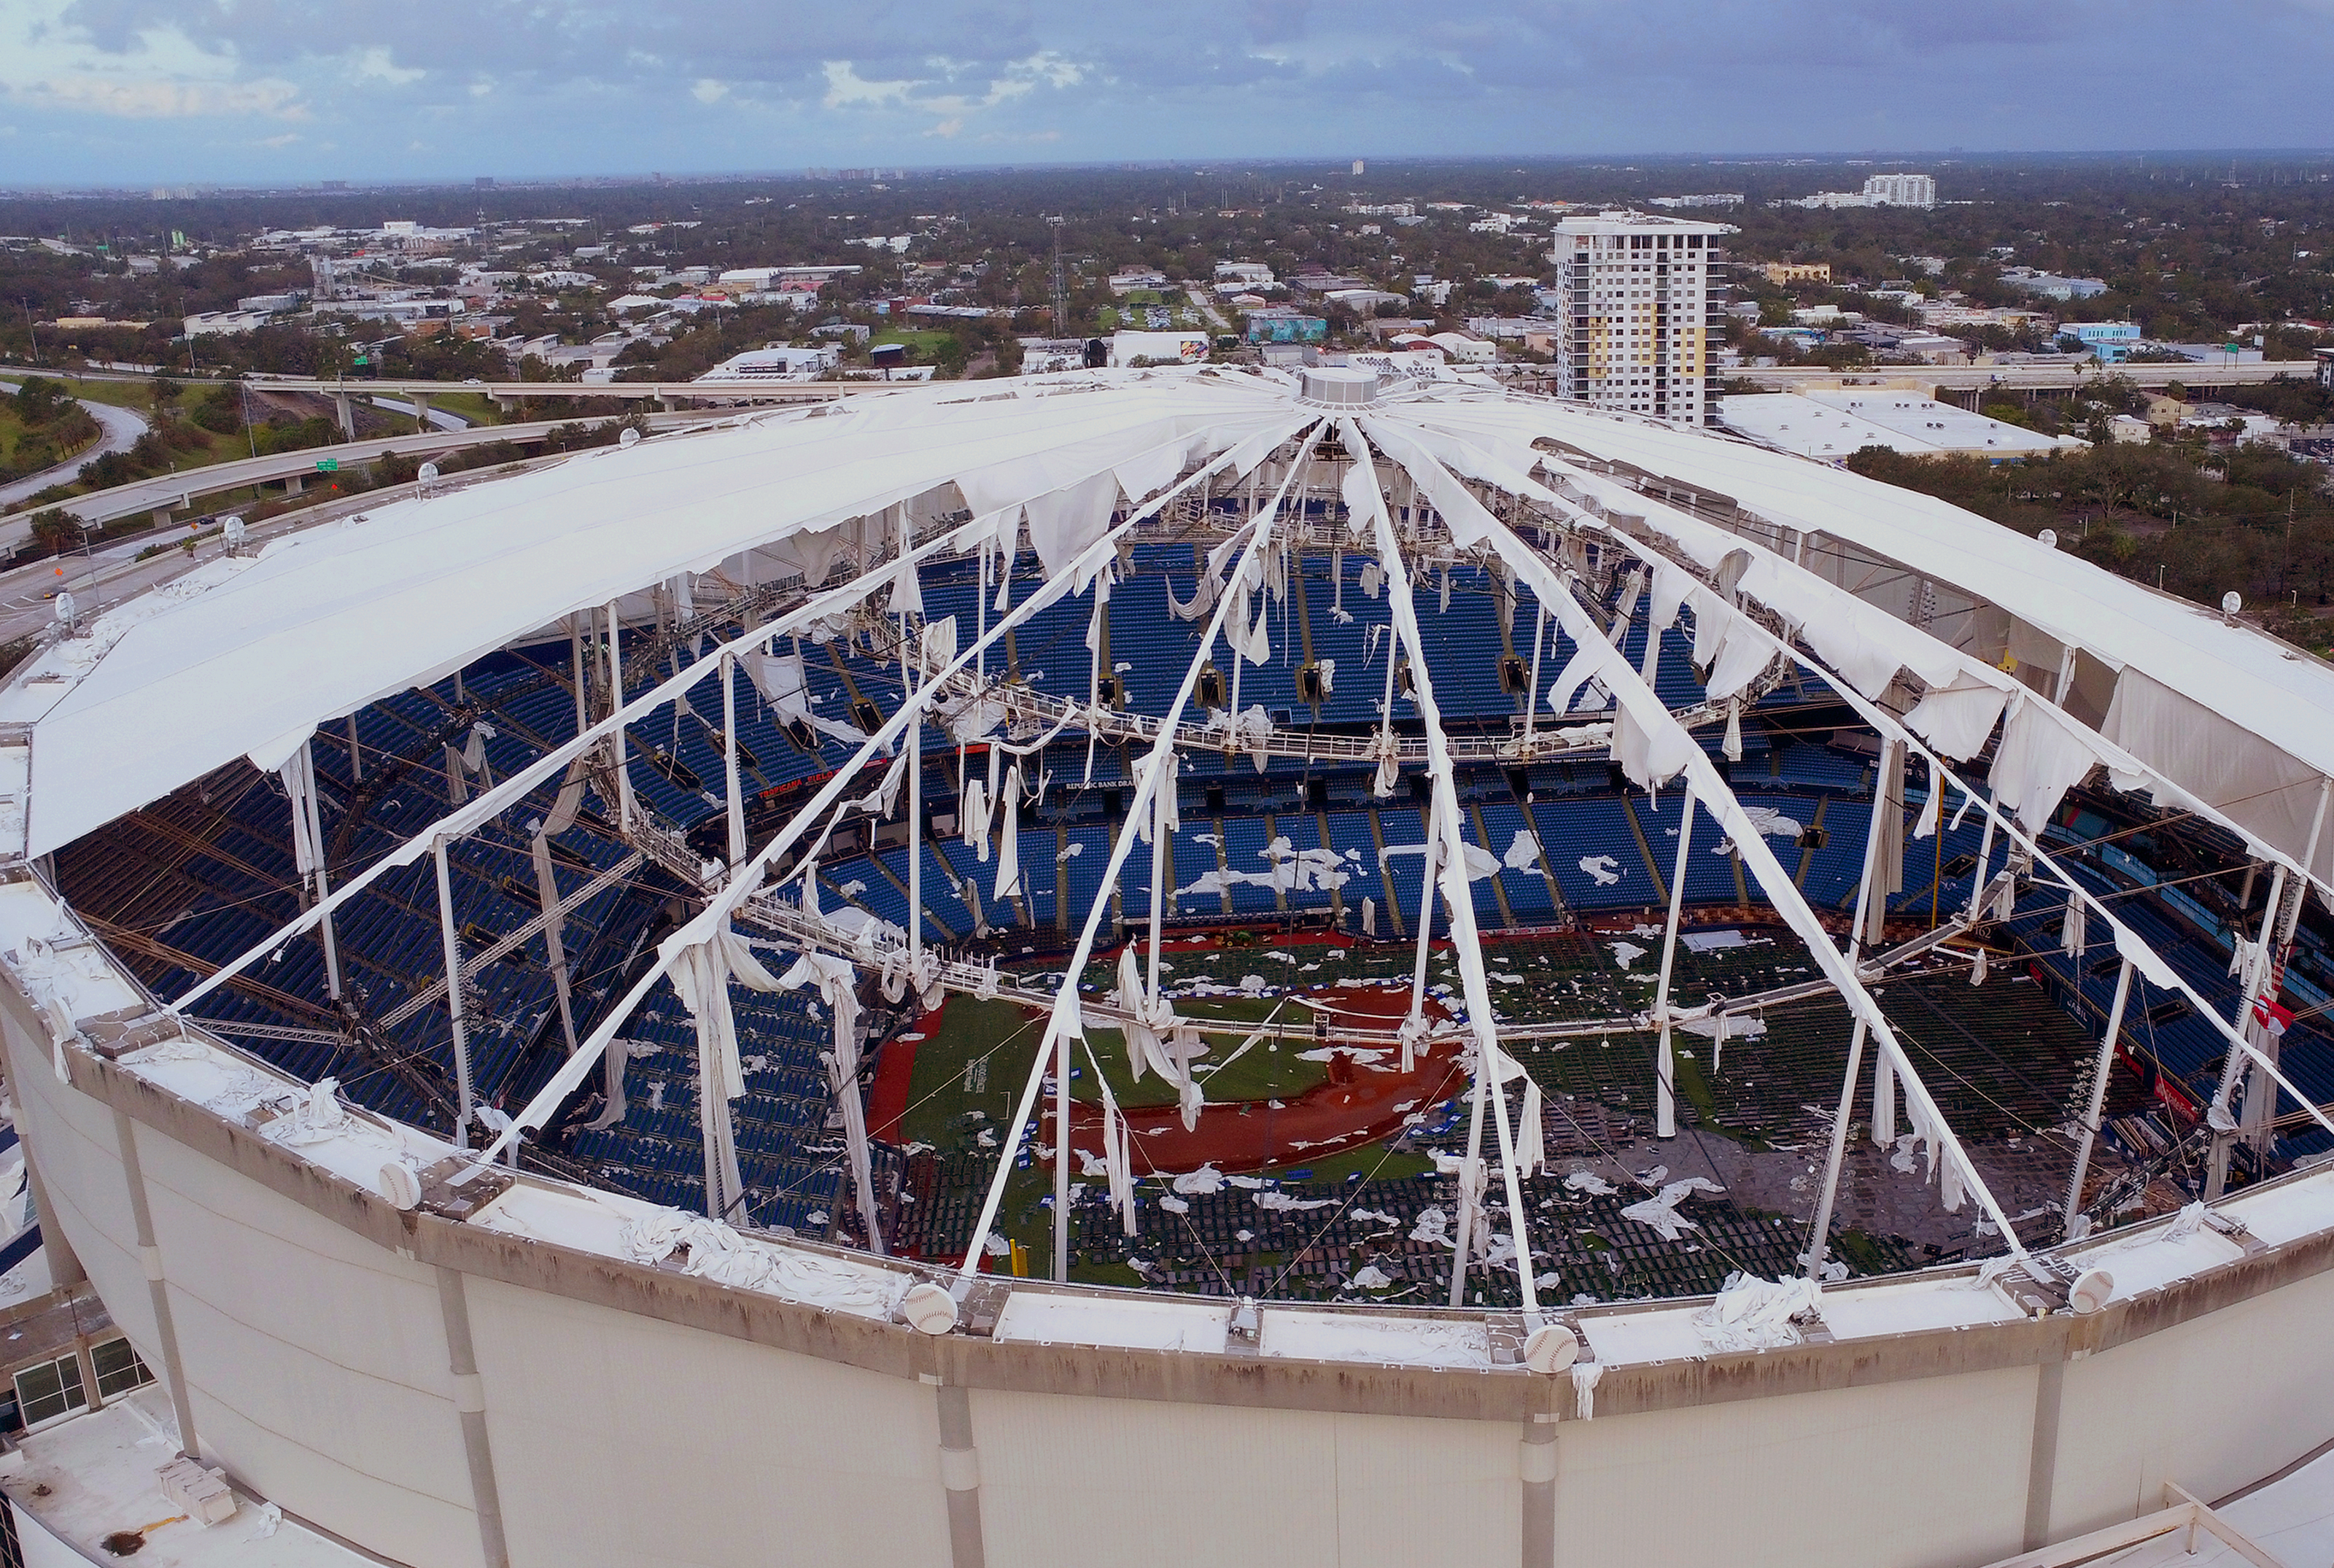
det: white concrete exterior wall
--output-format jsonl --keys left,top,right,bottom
{"left": 10, "top": 979, "right": 2334, "bottom": 1568}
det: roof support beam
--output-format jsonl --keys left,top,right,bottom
{"left": 1346, "top": 421, "right": 1540, "bottom": 1316}
{"left": 1365, "top": 414, "right": 2034, "bottom": 1258}
{"left": 953, "top": 422, "right": 1319, "bottom": 1284}
{"left": 483, "top": 416, "right": 1310, "bottom": 1172}
{"left": 1551, "top": 467, "right": 2334, "bottom": 1176}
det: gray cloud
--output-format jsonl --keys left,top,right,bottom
{"left": 9, "top": 0, "right": 2333, "bottom": 181}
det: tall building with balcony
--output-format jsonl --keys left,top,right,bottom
{"left": 1863, "top": 172, "right": 1937, "bottom": 207}
{"left": 1551, "top": 211, "right": 1734, "bottom": 427}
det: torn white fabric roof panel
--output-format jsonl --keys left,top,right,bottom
{"left": 24, "top": 381, "right": 1291, "bottom": 856}
{"left": 1409, "top": 399, "right": 2334, "bottom": 880}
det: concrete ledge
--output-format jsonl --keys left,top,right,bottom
{"left": 49, "top": 1028, "right": 2334, "bottom": 1427}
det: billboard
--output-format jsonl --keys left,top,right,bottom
{"left": 1246, "top": 314, "right": 1327, "bottom": 345}
{"left": 1111, "top": 330, "right": 1209, "bottom": 366}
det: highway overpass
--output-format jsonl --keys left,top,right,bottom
{"left": 0, "top": 406, "right": 726, "bottom": 551}
{"left": 239, "top": 373, "right": 880, "bottom": 435}
{"left": 1733, "top": 360, "right": 2321, "bottom": 394}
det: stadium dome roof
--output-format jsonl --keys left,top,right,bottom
{"left": 26, "top": 365, "right": 2334, "bottom": 885}
{"left": 12, "top": 360, "right": 2334, "bottom": 1312}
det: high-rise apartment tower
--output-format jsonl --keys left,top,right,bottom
{"left": 1863, "top": 172, "right": 1936, "bottom": 207}
{"left": 1552, "top": 211, "right": 1734, "bottom": 427}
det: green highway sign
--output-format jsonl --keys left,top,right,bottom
{"left": 314, "top": 459, "right": 340, "bottom": 473}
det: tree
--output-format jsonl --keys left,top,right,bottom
{"left": 10, "top": 376, "right": 73, "bottom": 424}
{"left": 28, "top": 508, "right": 85, "bottom": 556}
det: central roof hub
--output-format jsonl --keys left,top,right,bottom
{"left": 1299, "top": 367, "right": 1381, "bottom": 407}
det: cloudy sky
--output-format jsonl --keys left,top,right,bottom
{"left": 4, "top": 0, "right": 2332, "bottom": 185}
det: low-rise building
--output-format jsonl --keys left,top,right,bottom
{"left": 716, "top": 265, "right": 860, "bottom": 291}
{"left": 2007, "top": 268, "right": 2111, "bottom": 303}
{"left": 1243, "top": 308, "right": 1327, "bottom": 345}
{"left": 2062, "top": 321, "right": 2144, "bottom": 362}
{"left": 1760, "top": 262, "right": 1832, "bottom": 286}
{"left": 697, "top": 344, "right": 840, "bottom": 381}
{"left": 1890, "top": 333, "right": 1972, "bottom": 365}
{"left": 1429, "top": 332, "right": 1497, "bottom": 364}
{"left": 1718, "top": 391, "right": 2086, "bottom": 460}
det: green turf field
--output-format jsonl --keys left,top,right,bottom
{"left": 882, "top": 920, "right": 2101, "bottom": 1296}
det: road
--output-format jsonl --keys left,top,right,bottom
{"left": 0, "top": 384, "right": 151, "bottom": 512}
{"left": 235, "top": 373, "right": 879, "bottom": 405}
{"left": 0, "top": 406, "right": 726, "bottom": 551}
{"left": 1737, "top": 360, "right": 2320, "bottom": 394}
{"left": 0, "top": 443, "right": 587, "bottom": 647}
{"left": 368, "top": 394, "right": 470, "bottom": 432}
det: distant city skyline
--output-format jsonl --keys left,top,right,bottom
{"left": 3, "top": 0, "right": 2333, "bottom": 185}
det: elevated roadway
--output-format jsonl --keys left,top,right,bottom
{"left": 0, "top": 406, "right": 728, "bottom": 548}
{"left": 238, "top": 374, "right": 880, "bottom": 430}
{"left": 1734, "top": 360, "right": 2320, "bottom": 394}
{"left": 0, "top": 439, "right": 598, "bottom": 645}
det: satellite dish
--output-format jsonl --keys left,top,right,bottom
{"left": 899, "top": 1281, "right": 958, "bottom": 1335}
{"left": 2222, "top": 591, "right": 2243, "bottom": 616}
{"left": 2036, "top": 529, "right": 2057, "bottom": 549}
{"left": 619, "top": 427, "right": 642, "bottom": 448}
{"left": 378, "top": 1162, "right": 422, "bottom": 1211}
{"left": 1523, "top": 1321, "right": 1581, "bottom": 1374}
{"left": 416, "top": 462, "right": 440, "bottom": 484}
{"left": 2069, "top": 1268, "right": 2114, "bottom": 1315}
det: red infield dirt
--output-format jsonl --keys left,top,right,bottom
{"left": 866, "top": 1001, "right": 939, "bottom": 1144}
{"left": 1039, "top": 982, "right": 1465, "bottom": 1176}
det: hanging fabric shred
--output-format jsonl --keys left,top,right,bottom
{"left": 961, "top": 779, "right": 993, "bottom": 862}
{"left": 886, "top": 554, "right": 923, "bottom": 618}
{"left": 1914, "top": 753, "right": 1943, "bottom": 839}
{"left": 460, "top": 721, "right": 497, "bottom": 775}
{"left": 1114, "top": 947, "right": 1203, "bottom": 1128}
{"left": 1165, "top": 569, "right": 1218, "bottom": 622}
{"left": 1546, "top": 644, "right": 1605, "bottom": 718}
{"left": 2061, "top": 893, "right": 2087, "bottom": 958}
{"left": 667, "top": 920, "right": 785, "bottom": 1219}
{"left": 1088, "top": 1084, "right": 1135, "bottom": 1236}
{"left": 993, "top": 764, "right": 1023, "bottom": 901}
{"left": 777, "top": 949, "right": 884, "bottom": 1246}
{"left": 1370, "top": 729, "right": 1400, "bottom": 799}
{"left": 1488, "top": 1046, "right": 1547, "bottom": 1178}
